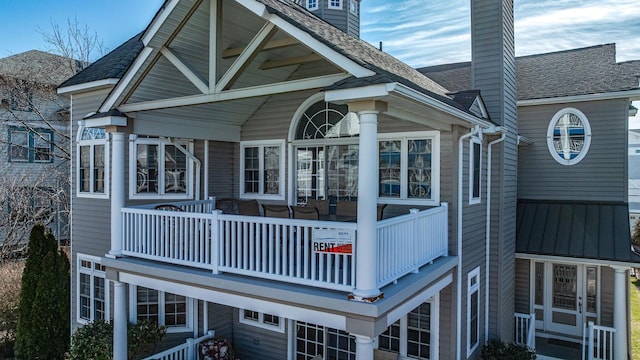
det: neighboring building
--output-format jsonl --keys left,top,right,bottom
{"left": 58, "top": 1, "right": 640, "bottom": 360}
{"left": 630, "top": 127, "right": 640, "bottom": 231}
{"left": 0, "top": 50, "right": 77, "bottom": 249}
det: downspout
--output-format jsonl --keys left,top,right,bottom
{"left": 457, "top": 126, "right": 480, "bottom": 360}
{"left": 485, "top": 128, "right": 506, "bottom": 343}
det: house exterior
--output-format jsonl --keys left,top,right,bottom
{"left": 58, "top": 0, "right": 640, "bottom": 359}
{"left": 0, "top": 50, "right": 76, "bottom": 250}
{"left": 630, "top": 127, "right": 640, "bottom": 231}
{"left": 422, "top": 43, "right": 640, "bottom": 358}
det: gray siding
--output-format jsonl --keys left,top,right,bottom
{"left": 600, "top": 267, "right": 614, "bottom": 327}
{"left": 472, "top": 0, "right": 518, "bottom": 343}
{"left": 514, "top": 259, "right": 530, "bottom": 313}
{"left": 232, "top": 309, "right": 288, "bottom": 360}
{"left": 208, "top": 141, "right": 238, "bottom": 198}
{"left": 518, "top": 99, "right": 629, "bottom": 202}
{"left": 439, "top": 284, "right": 455, "bottom": 360}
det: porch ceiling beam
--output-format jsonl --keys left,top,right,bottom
{"left": 160, "top": 46, "right": 209, "bottom": 94}
{"left": 222, "top": 37, "right": 299, "bottom": 58}
{"left": 259, "top": 53, "right": 322, "bottom": 70}
{"left": 215, "top": 22, "right": 278, "bottom": 92}
{"left": 118, "top": 73, "right": 349, "bottom": 113}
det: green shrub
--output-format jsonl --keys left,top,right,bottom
{"left": 14, "top": 225, "right": 69, "bottom": 359}
{"left": 481, "top": 339, "right": 536, "bottom": 360}
{"left": 69, "top": 319, "right": 167, "bottom": 360}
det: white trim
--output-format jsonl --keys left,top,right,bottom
{"left": 57, "top": 78, "right": 119, "bottom": 95}
{"left": 160, "top": 46, "right": 209, "bottom": 94}
{"left": 83, "top": 115, "right": 127, "bottom": 128}
{"left": 141, "top": 0, "right": 180, "bottom": 46}
{"left": 468, "top": 137, "right": 482, "bottom": 205}
{"left": 515, "top": 252, "right": 640, "bottom": 268}
{"left": 518, "top": 89, "right": 640, "bottom": 106}
{"left": 239, "top": 139, "right": 286, "bottom": 200}
{"left": 306, "top": 0, "right": 319, "bottom": 11}
{"left": 239, "top": 309, "right": 285, "bottom": 333}
{"left": 386, "top": 273, "right": 451, "bottom": 326}
{"left": 128, "top": 137, "right": 195, "bottom": 200}
{"left": 546, "top": 107, "right": 591, "bottom": 166}
{"left": 466, "top": 266, "right": 480, "bottom": 358}
{"left": 76, "top": 254, "right": 110, "bottom": 325}
{"left": 129, "top": 285, "right": 193, "bottom": 334}
{"left": 119, "top": 271, "right": 348, "bottom": 330}
{"left": 76, "top": 126, "right": 110, "bottom": 199}
{"left": 100, "top": 47, "right": 154, "bottom": 113}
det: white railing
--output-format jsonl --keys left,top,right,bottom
{"left": 122, "top": 201, "right": 449, "bottom": 292}
{"left": 514, "top": 312, "right": 536, "bottom": 350}
{"left": 376, "top": 204, "right": 448, "bottom": 288}
{"left": 584, "top": 321, "right": 615, "bottom": 360}
{"left": 142, "top": 330, "right": 214, "bottom": 360}
{"left": 122, "top": 203, "right": 214, "bottom": 270}
{"left": 215, "top": 212, "right": 357, "bottom": 291}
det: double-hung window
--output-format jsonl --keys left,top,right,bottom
{"left": 295, "top": 322, "right": 356, "bottom": 359}
{"left": 469, "top": 137, "right": 482, "bottom": 204}
{"left": 378, "top": 131, "right": 440, "bottom": 205}
{"left": 467, "top": 267, "right": 480, "bottom": 357}
{"left": 328, "top": 0, "right": 342, "bottom": 9}
{"left": 77, "top": 255, "right": 109, "bottom": 324}
{"left": 131, "top": 286, "right": 192, "bottom": 333}
{"left": 77, "top": 126, "right": 109, "bottom": 198}
{"left": 129, "top": 137, "right": 194, "bottom": 199}
{"left": 8, "top": 127, "right": 53, "bottom": 163}
{"left": 306, "top": 0, "right": 318, "bottom": 10}
{"left": 240, "top": 140, "right": 285, "bottom": 200}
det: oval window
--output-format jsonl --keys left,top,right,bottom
{"left": 546, "top": 108, "right": 591, "bottom": 165}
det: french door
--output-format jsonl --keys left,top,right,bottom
{"left": 535, "top": 262, "right": 598, "bottom": 337}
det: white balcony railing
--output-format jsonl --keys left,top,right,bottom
{"left": 142, "top": 330, "right": 215, "bottom": 360}
{"left": 514, "top": 312, "right": 536, "bottom": 350}
{"left": 122, "top": 199, "right": 448, "bottom": 292}
{"left": 584, "top": 321, "right": 615, "bottom": 360}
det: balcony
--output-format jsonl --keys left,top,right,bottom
{"left": 121, "top": 199, "right": 448, "bottom": 292}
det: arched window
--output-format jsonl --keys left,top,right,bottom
{"left": 77, "top": 125, "right": 109, "bottom": 198}
{"left": 546, "top": 108, "right": 591, "bottom": 165}
{"left": 295, "top": 101, "right": 354, "bottom": 140}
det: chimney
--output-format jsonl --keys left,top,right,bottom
{"left": 470, "top": 0, "right": 518, "bottom": 342}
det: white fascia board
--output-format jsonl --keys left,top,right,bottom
{"left": 386, "top": 273, "right": 452, "bottom": 327}
{"left": 118, "top": 73, "right": 348, "bottom": 113}
{"left": 324, "top": 83, "right": 390, "bottom": 102}
{"left": 57, "top": 78, "right": 119, "bottom": 95}
{"left": 518, "top": 89, "right": 640, "bottom": 106}
{"left": 515, "top": 252, "right": 640, "bottom": 268}
{"left": 119, "top": 272, "right": 348, "bottom": 330}
{"left": 233, "top": 0, "right": 270, "bottom": 18}
{"left": 141, "top": 0, "right": 180, "bottom": 46}
{"left": 84, "top": 115, "right": 127, "bottom": 128}
{"left": 100, "top": 47, "right": 154, "bottom": 113}
{"left": 388, "top": 82, "right": 493, "bottom": 129}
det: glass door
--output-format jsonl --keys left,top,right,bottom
{"left": 545, "top": 263, "right": 584, "bottom": 336}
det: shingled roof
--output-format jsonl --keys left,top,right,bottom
{"left": 419, "top": 44, "right": 640, "bottom": 101}
{"left": 0, "top": 50, "right": 80, "bottom": 86}
{"left": 58, "top": 32, "right": 144, "bottom": 89}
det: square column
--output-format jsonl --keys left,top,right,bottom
{"left": 349, "top": 100, "right": 386, "bottom": 302}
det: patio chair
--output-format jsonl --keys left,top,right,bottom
{"left": 262, "top": 204, "right": 290, "bottom": 218}
{"left": 377, "top": 204, "right": 387, "bottom": 220}
{"left": 305, "top": 198, "right": 330, "bottom": 216}
{"left": 291, "top": 205, "right": 319, "bottom": 220}
{"left": 215, "top": 198, "right": 239, "bottom": 214}
{"left": 236, "top": 199, "right": 260, "bottom": 216}
{"left": 154, "top": 204, "right": 183, "bottom": 212}
{"left": 198, "top": 337, "right": 234, "bottom": 360}
{"left": 336, "top": 200, "right": 358, "bottom": 218}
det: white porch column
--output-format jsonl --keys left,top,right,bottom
{"left": 612, "top": 266, "right": 628, "bottom": 360}
{"left": 113, "top": 280, "right": 128, "bottom": 360}
{"left": 354, "top": 335, "right": 375, "bottom": 360}
{"left": 109, "top": 131, "right": 126, "bottom": 256}
{"left": 350, "top": 101, "right": 386, "bottom": 301}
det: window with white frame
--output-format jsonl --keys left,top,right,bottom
{"left": 378, "top": 132, "right": 440, "bottom": 205}
{"left": 77, "top": 255, "right": 109, "bottom": 324}
{"left": 378, "top": 300, "right": 436, "bottom": 359}
{"left": 329, "top": 0, "right": 342, "bottom": 9}
{"left": 240, "top": 140, "right": 285, "bottom": 200}
{"left": 349, "top": 0, "right": 358, "bottom": 13}
{"left": 129, "top": 137, "right": 194, "bottom": 199}
{"left": 546, "top": 107, "right": 591, "bottom": 165}
{"left": 295, "top": 321, "right": 356, "bottom": 360}
{"left": 467, "top": 267, "right": 480, "bottom": 357}
{"left": 469, "top": 137, "right": 482, "bottom": 204}
{"left": 132, "top": 286, "right": 191, "bottom": 332}
{"left": 239, "top": 309, "right": 284, "bottom": 332}
{"left": 8, "top": 127, "right": 53, "bottom": 163}
{"left": 306, "top": 0, "right": 318, "bottom": 10}
{"left": 77, "top": 126, "right": 109, "bottom": 197}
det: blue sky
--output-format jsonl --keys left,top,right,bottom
{"left": 1, "top": 0, "right": 638, "bottom": 67}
